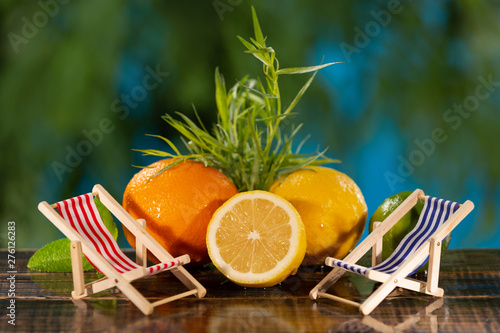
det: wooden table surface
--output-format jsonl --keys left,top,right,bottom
{"left": 1, "top": 249, "right": 499, "bottom": 332}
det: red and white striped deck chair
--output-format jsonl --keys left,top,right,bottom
{"left": 310, "top": 189, "right": 474, "bottom": 315}
{"left": 38, "top": 184, "right": 206, "bottom": 315}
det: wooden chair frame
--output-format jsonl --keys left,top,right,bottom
{"left": 309, "top": 189, "right": 474, "bottom": 315}
{"left": 361, "top": 298, "right": 444, "bottom": 333}
{"left": 38, "top": 184, "right": 206, "bottom": 315}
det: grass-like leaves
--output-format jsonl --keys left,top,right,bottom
{"left": 138, "top": 6, "right": 340, "bottom": 191}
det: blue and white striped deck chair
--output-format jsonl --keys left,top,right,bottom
{"left": 310, "top": 189, "right": 474, "bottom": 315}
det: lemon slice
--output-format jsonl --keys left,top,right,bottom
{"left": 206, "top": 190, "right": 306, "bottom": 287}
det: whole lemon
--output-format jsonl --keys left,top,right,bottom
{"left": 270, "top": 166, "right": 367, "bottom": 265}
{"left": 122, "top": 158, "right": 238, "bottom": 265}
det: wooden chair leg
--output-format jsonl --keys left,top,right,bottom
{"left": 359, "top": 278, "right": 399, "bottom": 315}
{"left": 427, "top": 237, "right": 442, "bottom": 293}
{"left": 309, "top": 267, "right": 347, "bottom": 300}
{"left": 115, "top": 279, "right": 154, "bottom": 315}
{"left": 396, "top": 276, "right": 444, "bottom": 297}
{"left": 135, "top": 219, "right": 147, "bottom": 268}
{"left": 70, "top": 241, "right": 86, "bottom": 298}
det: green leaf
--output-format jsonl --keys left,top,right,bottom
{"left": 277, "top": 62, "right": 343, "bottom": 75}
{"left": 133, "top": 149, "right": 177, "bottom": 157}
{"left": 251, "top": 5, "right": 265, "bottom": 46}
{"left": 192, "top": 105, "right": 209, "bottom": 133}
{"left": 244, "top": 47, "right": 274, "bottom": 55}
{"left": 237, "top": 80, "right": 278, "bottom": 98}
{"left": 145, "top": 135, "right": 182, "bottom": 156}
{"left": 28, "top": 196, "right": 118, "bottom": 272}
{"left": 237, "top": 35, "right": 256, "bottom": 51}
{"left": 27, "top": 238, "right": 94, "bottom": 272}
{"left": 148, "top": 158, "right": 185, "bottom": 181}
{"left": 284, "top": 70, "right": 318, "bottom": 115}
{"left": 237, "top": 36, "right": 268, "bottom": 66}
{"left": 215, "top": 68, "right": 229, "bottom": 128}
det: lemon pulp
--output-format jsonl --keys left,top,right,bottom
{"left": 207, "top": 191, "right": 306, "bottom": 287}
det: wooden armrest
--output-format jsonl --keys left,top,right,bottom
{"left": 135, "top": 219, "right": 148, "bottom": 267}
{"left": 371, "top": 222, "right": 383, "bottom": 266}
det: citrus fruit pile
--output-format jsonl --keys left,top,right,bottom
{"left": 120, "top": 8, "right": 368, "bottom": 287}
{"left": 122, "top": 159, "right": 367, "bottom": 287}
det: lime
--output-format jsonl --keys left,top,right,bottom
{"left": 369, "top": 191, "right": 451, "bottom": 273}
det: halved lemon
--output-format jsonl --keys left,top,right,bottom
{"left": 206, "top": 191, "right": 307, "bottom": 287}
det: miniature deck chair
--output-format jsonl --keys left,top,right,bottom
{"left": 38, "top": 184, "right": 206, "bottom": 315}
{"left": 310, "top": 189, "right": 474, "bottom": 315}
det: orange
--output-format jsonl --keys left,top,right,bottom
{"left": 122, "top": 158, "right": 238, "bottom": 265}
{"left": 270, "top": 166, "right": 367, "bottom": 265}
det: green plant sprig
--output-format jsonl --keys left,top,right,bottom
{"left": 137, "top": 6, "right": 340, "bottom": 191}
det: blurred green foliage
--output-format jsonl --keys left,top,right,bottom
{"left": 1, "top": 0, "right": 499, "bottom": 249}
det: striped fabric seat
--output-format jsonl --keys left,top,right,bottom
{"left": 56, "top": 193, "right": 181, "bottom": 277}
{"left": 331, "top": 196, "right": 460, "bottom": 277}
